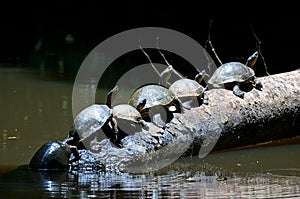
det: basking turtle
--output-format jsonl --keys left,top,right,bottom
{"left": 67, "top": 86, "right": 119, "bottom": 160}
{"left": 128, "top": 84, "right": 180, "bottom": 127}
{"left": 112, "top": 103, "right": 148, "bottom": 136}
{"left": 169, "top": 70, "right": 209, "bottom": 109}
{"left": 113, "top": 103, "right": 147, "bottom": 126}
{"left": 207, "top": 51, "right": 262, "bottom": 98}
{"left": 29, "top": 86, "right": 123, "bottom": 169}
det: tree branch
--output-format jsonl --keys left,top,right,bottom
{"left": 205, "top": 19, "right": 223, "bottom": 66}
{"left": 139, "top": 39, "right": 161, "bottom": 77}
{"left": 249, "top": 18, "right": 270, "bottom": 75}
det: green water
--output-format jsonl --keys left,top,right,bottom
{"left": 0, "top": 68, "right": 299, "bottom": 198}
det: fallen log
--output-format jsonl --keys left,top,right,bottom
{"left": 68, "top": 69, "right": 300, "bottom": 173}
{"left": 178, "top": 69, "right": 300, "bottom": 157}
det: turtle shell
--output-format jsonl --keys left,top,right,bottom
{"left": 128, "top": 84, "right": 176, "bottom": 110}
{"left": 29, "top": 141, "right": 71, "bottom": 170}
{"left": 169, "top": 78, "right": 205, "bottom": 98}
{"left": 112, "top": 104, "right": 142, "bottom": 123}
{"left": 72, "top": 104, "right": 112, "bottom": 140}
{"left": 208, "top": 62, "right": 255, "bottom": 85}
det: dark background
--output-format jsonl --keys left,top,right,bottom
{"left": 1, "top": 1, "right": 299, "bottom": 81}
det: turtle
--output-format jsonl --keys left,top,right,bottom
{"left": 207, "top": 51, "right": 262, "bottom": 98}
{"left": 29, "top": 140, "right": 72, "bottom": 170}
{"left": 112, "top": 103, "right": 148, "bottom": 138}
{"left": 113, "top": 103, "right": 147, "bottom": 127}
{"left": 66, "top": 86, "right": 119, "bottom": 161}
{"left": 128, "top": 84, "right": 181, "bottom": 127}
{"left": 29, "top": 86, "right": 124, "bottom": 168}
{"left": 169, "top": 70, "right": 209, "bottom": 109}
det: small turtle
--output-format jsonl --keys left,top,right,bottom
{"left": 112, "top": 103, "right": 148, "bottom": 137}
{"left": 67, "top": 86, "right": 119, "bottom": 161}
{"left": 207, "top": 51, "right": 262, "bottom": 98}
{"left": 169, "top": 70, "right": 209, "bottom": 109}
{"left": 128, "top": 84, "right": 180, "bottom": 127}
{"left": 113, "top": 103, "right": 147, "bottom": 126}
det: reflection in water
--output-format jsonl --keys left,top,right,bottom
{"left": 0, "top": 68, "right": 299, "bottom": 198}
{"left": 1, "top": 151, "right": 300, "bottom": 199}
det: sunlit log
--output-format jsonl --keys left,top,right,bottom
{"left": 170, "top": 69, "right": 300, "bottom": 156}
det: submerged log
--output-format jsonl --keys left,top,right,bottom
{"left": 173, "top": 69, "right": 300, "bottom": 156}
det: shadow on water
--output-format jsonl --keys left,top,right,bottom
{"left": 0, "top": 67, "right": 299, "bottom": 198}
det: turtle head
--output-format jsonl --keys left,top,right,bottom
{"left": 136, "top": 99, "right": 147, "bottom": 112}
{"left": 245, "top": 51, "right": 259, "bottom": 68}
{"left": 67, "top": 124, "right": 80, "bottom": 146}
{"left": 106, "top": 86, "right": 119, "bottom": 108}
{"left": 195, "top": 70, "right": 209, "bottom": 84}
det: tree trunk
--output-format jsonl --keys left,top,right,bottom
{"left": 173, "top": 69, "right": 300, "bottom": 156}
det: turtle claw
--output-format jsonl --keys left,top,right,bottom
{"left": 233, "top": 85, "right": 245, "bottom": 98}
{"left": 203, "top": 96, "right": 209, "bottom": 105}
{"left": 254, "top": 79, "right": 263, "bottom": 90}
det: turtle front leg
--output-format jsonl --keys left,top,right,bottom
{"left": 110, "top": 117, "right": 119, "bottom": 142}
{"left": 63, "top": 137, "right": 80, "bottom": 162}
{"left": 233, "top": 84, "right": 245, "bottom": 98}
{"left": 69, "top": 145, "right": 80, "bottom": 162}
{"left": 201, "top": 93, "right": 209, "bottom": 105}
{"left": 253, "top": 76, "right": 263, "bottom": 90}
{"left": 138, "top": 119, "right": 149, "bottom": 130}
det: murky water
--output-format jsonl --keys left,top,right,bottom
{"left": 0, "top": 67, "right": 299, "bottom": 198}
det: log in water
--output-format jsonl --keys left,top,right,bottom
{"left": 172, "top": 69, "right": 300, "bottom": 156}
{"left": 69, "top": 69, "right": 300, "bottom": 173}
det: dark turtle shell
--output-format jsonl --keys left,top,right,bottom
{"left": 29, "top": 141, "right": 71, "bottom": 170}
{"left": 71, "top": 104, "right": 113, "bottom": 141}
{"left": 128, "top": 84, "right": 176, "bottom": 110}
{"left": 208, "top": 62, "right": 255, "bottom": 85}
{"left": 169, "top": 78, "right": 205, "bottom": 98}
